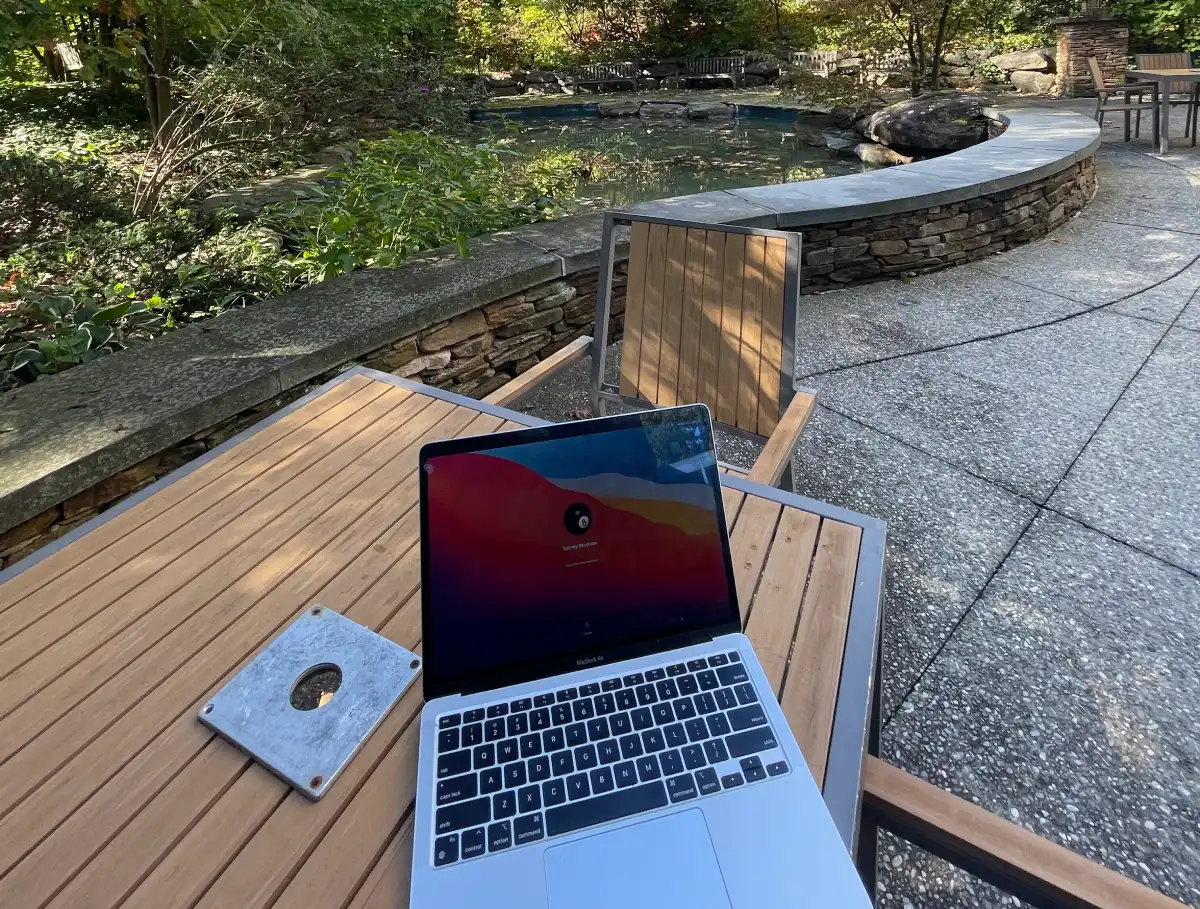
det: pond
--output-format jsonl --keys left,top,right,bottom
{"left": 476, "top": 110, "right": 869, "bottom": 210}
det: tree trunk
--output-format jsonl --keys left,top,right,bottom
{"left": 97, "top": 2, "right": 122, "bottom": 94}
{"left": 138, "top": 14, "right": 175, "bottom": 144}
{"left": 930, "top": 0, "right": 954, "bottom": 90}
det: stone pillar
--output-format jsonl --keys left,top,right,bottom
{"left": 1056, "top": 9, "right": 1130, "bottom": 98}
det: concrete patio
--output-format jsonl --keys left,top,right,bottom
{"left": 519, "top": 99, "right": 1200, "bottom": 907}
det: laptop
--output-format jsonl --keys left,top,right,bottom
{"left": 411, "top": 404, "right": 871, "bottom": 909}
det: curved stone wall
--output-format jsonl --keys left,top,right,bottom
{"left": 0, "top": 108, "right": 1100, "bottom": 562}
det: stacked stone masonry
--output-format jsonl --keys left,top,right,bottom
{"left": 1056, "top": 15, "right": 1130, "bottom": 99}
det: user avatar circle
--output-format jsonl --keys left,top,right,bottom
{"left": 564, "top": 503, "right": 592, "bottom": 535}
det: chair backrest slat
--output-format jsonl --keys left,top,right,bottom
{"left": 1087, "top": 56, "right": 1105, "bottom": 91}
{"left": 1136, "top": 52, "right": 1192, "bottom": 94}
{"left": 609, "top": 216, "right": 797, "bottom": 437}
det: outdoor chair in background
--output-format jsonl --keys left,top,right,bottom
{"left": 486, "top": 213, "right": 817, "bottom": 490}
{"left": 1089, "top": 56, "right": 1160, "bottom": 141}
{"left": 1134, "top": 52, "right": 1200, "bottom": 146}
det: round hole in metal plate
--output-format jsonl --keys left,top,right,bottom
{"left": 290, "top": 663, "right": 343, "bottom": 711}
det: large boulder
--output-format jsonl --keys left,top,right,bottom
{"left": 1010, "top": 70, "right": 1058, "bottom": 95}
{"left": 856, "top": 92, "right": 990, "bottom": 153}
{"left": 831, "top": 105, "right": 874, "bottom": 129}
{"left": 686, "top": 101, "right": 734, "bottom": 120}
{"left": 597, "top": 99, "right": 642, "bottom": 117}
{"left": 988, "top": 50, "right": 1052, "bottom": 73}
{"left": 822, "top": 128, "right": 861, "bottom": 155}
{"left": 745, "top": 60, "right": 780, "bottom": 79}
{"left": 854, "top": 143, "right": 914, "bottom": 167}
{"left": 640, "top": 101, "right": 687, "bottom": 119}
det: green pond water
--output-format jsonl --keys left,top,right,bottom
{"left": 480, "top": 113, "right": 867, "bottom": 209}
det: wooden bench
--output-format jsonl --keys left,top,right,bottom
{"left": 572, "top": 62, "right": 639, "bottom": 92}
{"left": 683, "top": 56, "right": 746, "bottom": 86}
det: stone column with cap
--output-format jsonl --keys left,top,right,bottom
{"left": 1056, "top": 6, "right": 1130, "bottom": 98}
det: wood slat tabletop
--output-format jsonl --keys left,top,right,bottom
{"left": 0, "top": 368, "right": 885, "bottom": 909}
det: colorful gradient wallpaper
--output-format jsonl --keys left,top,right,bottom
{"left": 424, "top": 421, "right": 734, "bottom": 681}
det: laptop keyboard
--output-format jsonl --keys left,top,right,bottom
{"left": 430, "top": 650, "right": 790, "bottom": 868}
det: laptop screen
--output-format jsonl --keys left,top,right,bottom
{"left": 420, "top": 406, "right": 739, "bottom": 698}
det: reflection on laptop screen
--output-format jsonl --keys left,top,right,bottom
{"left": 423, "top": 413, "right": 734, "bottom": 687}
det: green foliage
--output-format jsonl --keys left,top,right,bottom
{"left": 267, "top": 131, "right": 586, "bottom": 282}
{"left": 1111, "top": 0, "right": 1200, "bottom": 53}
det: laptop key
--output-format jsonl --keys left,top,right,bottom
{"left": 686, "top": 659, "right": 707, "bottom": 672}
{"left": 542, "top": 778, "right": 566, "bottom": 807}
{"left": 660, "top": 749, "right": 683, "bottom": 776}
{"left": 439, "top": 714, "right": 461, "bottom": 729}
{"left": 631, "top": 707, "right": 653, "bottom": 731}
{"left": 461, "top": 826, "right": 485, "bottom": 860}
{"left": 572, "top": 699, "right": 595, "bottom": 722}
{"left": 487, "top": 703, "right": 509, "bottom": 718}
{"left": 655, "top": 679, "right": 678, "bottom": 700}
{"left": 716, "top": 664, "right": 748, "bottom": 686}
{"left": 694, "top": 692, "right": 717, "bottom": 715}
{"left": 714, "top": 688, "right": 738, "bottom": 711}
{"left": 487, "top": 820, "right": 512, "bottom": 852}
{"left": 677, "top": 675, "right": 698, "bottom": 696}
{"left": 519, "top": 733, "right": 542, "bottom": 758}
{"left": 652, "top": 703, "right": 674, "bottom": 725}
{"left": 622, "top": 672, "right": 644, "bottom": 686}
{"left": 667, "top": 774, "right": 698, "bottom": 803}
{"left": 645, "top": 668, "right": 666, "bottom": 681}
{"left": 507, "top": 713, "right": 528, "bottom": 737}
{"left": 721, "top": 772, "right": 744, "bottom": 789}
{"left": 518, "top": 785, "right": 541, "bottom": 813}
{"left": 706, "top": 713, "right": 731, "bottom": 737}
{"left": 704, "top": 739, "right": 730, "bottom": 765}
{"left": 696, "top": 767, "right": 721, "bottom": 795}
{"left": 587, "top": 718, "right": 610, "bottom": 741}
{"left": 438, "top": 750, "right": 471, "bottom": 779}
{"left": 497, "top": 739, "right": 519, "bottom": 763}
{"left": 727, "top": 651, "right": 742, "bottom": 662}
{"left": 672, "top": 698, "right": 696, "bottom": 720}
{"left": 545, "top": 781, "right": 668, "bottom": 837}
{"left": 528, "top": 755, "right": 551, "bottom": 782}
{"left": 534, "top": 694, "right": 554, "bottom": 708}
{"left": 597, "top": 739, "right": 620, "bottom": 764}
{"left": 728, "top": 704, "right": 767, "bottom": 731}
{"left": 566, "top": 723, "right": 587, "bottom": 747}
{"left": 667, "top": 663, "right": 686, "bottom": 677}
{"left": 464, "top": 708, "right": 485, "bottom": 723}
{"left": 609, "top": 711, "right": 632, "bottom": 735}
{"left": 614, "top": 760, "right": 638, "bottom": 788}
{"left": 725, "top": 727, "right": 778, "bottom": 759}
{"left": 510, "top": 698, "right": 532, "bottom": 712}
{"left": 636, "top": 755, "right": 661, "bottom": 781}
{"left": 480, "top": 767, "right": 503, "bottom": 794}
{"left": 685, "top": 718, "right": 709, "bottom": 742}
{"left": 484, "top": 719, "right": 505, "bottom": 742}
{"left": 504, "top": 762, "right": 526, "bottom": 789}
{"left": 663, "top": 723, "right": 687, "bottom": 748}
{"left": 543, "top": 728, "right": 565, "bottom": 752}
{"left": 574, "top": 744, "right": 598, "bottom": 770}
{"left": 767, "top": 760, "right": 789, "bottom": 777}
{"left": 682, "top": 744, "right": 707, "bottom": 770}
{"left": 552, "top": 752, "right": 574, "bottom": 776}
{"left": 551, "top": 704, "right": 572, "bottom": 725}
{"left": 436, "top": 797, "right": 491, "bottom": 834}
{"left": 735, "top": 682, "right": 758, "bottom": 705}
{"left": 602, "top": 678, "right": 622, "bottom": 691}
{"left": 556, "top": 687, "right": 577, "bottom": 702}
{"left": 697, "top": 670, "right": 719, "bottom": 691}
{"left": 594, "top": 693, "right": 616, "bottom": 715}
{"left": 462, "top": 723, "right": 483, "bottom": 747}
{"left": 567, "top": 773, "right": 591, "bottom": 800}
{"left": 590, "top": 766, "right": 615, "bottom": 794}
{"left": 743, "top": 763, "right": 766, "bottom": 783}
{"left": 493, "top": 791, "right": 517, "bottom": 820}
{"left": 707, "top": 654, "right": 729, "bottom": 667}
{"left": 434, "top": 833, "right": 458, "bottom": 866}
{"left": 641, "top": 728, "right": 666, "bottom": 752}
{"left": 437, "top": 728, "right": 459, "bottom": 753}
{"left": 437, "top": 774, "right": 478, "bottom": 805}
{"left": 514, "top": 812, "right": 545, "bottom": 845}
{"left": 615, "top": 689, "right": 637, "bottom": 711}
{"left": 580, "top": 683, "right": 600, "bottom": 697}
{"left": 530, "top": 708, "right": 550, "bottom": 730}
{"left": 619, "top": 734, "right": 643, "bottom": 760}
{"left": 635, "top": 684, "right": 657, "bottom": 706}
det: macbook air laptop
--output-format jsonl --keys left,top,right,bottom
{"left": 411, "top": 404, "right": 871, "bottom": 909}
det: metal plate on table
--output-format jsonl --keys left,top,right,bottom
{"left": 199, "top": 605, "right": 420, "bottom": 800}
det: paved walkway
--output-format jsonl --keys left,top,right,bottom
{"left": 520, "top": 99, "right": 1200, "bottom": 907}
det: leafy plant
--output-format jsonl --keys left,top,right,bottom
{"left": 976, "top": 60, "right": 1004, "bottom": 83}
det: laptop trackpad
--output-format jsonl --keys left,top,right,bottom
{"left": 544, "top": 809, "right": 732, "bottom": 909}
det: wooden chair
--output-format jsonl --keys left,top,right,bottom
{"left": 1135, "top": 52, "right": 1199, "bottom": 146}
{"left": 486, "top": 213, "right": 816, "bottom": 488}
{"left": 1089, "top": 57, "right": 1159, "bottom": 142}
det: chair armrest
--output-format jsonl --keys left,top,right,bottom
{"left": 746, "top": 391, "right": 816, "bottom": 487}
{"left": 1110, "top": 81, "right": 1159, "bottom": 93}
{"left": 863, "top": 757, "right": 1188, "bottom": 909}
{"left": 484, "top": 336, "right": 592, "bottom": 407}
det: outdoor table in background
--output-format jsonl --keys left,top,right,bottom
{"left": 1130, "top": 68, "right": 1200, "bottom": 154}
{"left": 0, "top": 367, "right": 885, "bottom": 909}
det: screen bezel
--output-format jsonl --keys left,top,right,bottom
{"left": 418, "top": 404, "right": 741, "bottom": 700}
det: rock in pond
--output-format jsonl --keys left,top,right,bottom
{"left": 857, "top": 92, "right": 990, "bottom": 153}
{"left": 640, "top": 101, "right": 687, "bottom": 119}
{"left": 854, "top": 143, "right": 913, "bottom": 166}
{"left": 597, "top": 100, "right": 642, "bottom": 117}
{"left": 822, "top": 128, "right": 862, "bottom": 155}
{"left": 686, "top": 101, "right": 734, "bottom": 120}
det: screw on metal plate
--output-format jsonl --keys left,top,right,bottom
{"left": 198, "top": 606, "right": 420, "bottom": 800}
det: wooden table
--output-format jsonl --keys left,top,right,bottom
{"left": 0, "top": 367, "right": 885, "bottom": 909}
{"left": 1131, "top": 68, "right": 1200, "bottom": 154}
